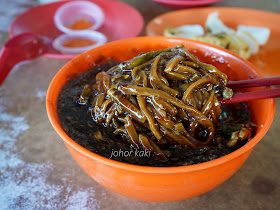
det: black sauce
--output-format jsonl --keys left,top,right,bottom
{"left": 57, "top": 61, "right": 254, "bottom": 167}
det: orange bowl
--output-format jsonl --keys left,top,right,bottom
{"left": 46, "top": 37, "right": 275, "bottom": 202}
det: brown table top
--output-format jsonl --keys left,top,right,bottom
{"left": 0, "top": 0, "right": 279, "bottom": 209}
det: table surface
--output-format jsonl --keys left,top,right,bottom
{"left": 0, "top": 0, "right": 279, "bottom": 209}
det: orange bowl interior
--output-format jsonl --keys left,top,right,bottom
{"left": 46, "top": 37, "right": 275, "bottom": 202}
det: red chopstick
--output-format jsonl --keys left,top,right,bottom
{"left": 227, "top": 76, "right": 280, "bottom": 88}
{"left": 220, "top": 88, "right": 280, "bottom": 104}
{"left": 221, "top": 77, "right": 280, "bottom": 104}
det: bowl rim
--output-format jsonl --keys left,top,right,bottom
{"left": 46, "top": 36, "right": 275, "bottom": 174}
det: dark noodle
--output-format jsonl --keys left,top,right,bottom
{"left": 77, "top": 44, "right": 236, "bottom": 160}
